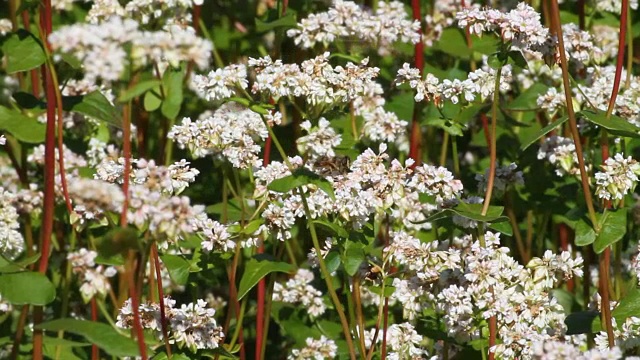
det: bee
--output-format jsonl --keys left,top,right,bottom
{"left": 312, "top": 155, "right": 351, "bottom": 176}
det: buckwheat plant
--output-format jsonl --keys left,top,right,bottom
{"left": 2, "top": 0, "right": 640, "bottom": 359}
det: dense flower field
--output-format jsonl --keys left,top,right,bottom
{"left": 0, "top": 0, "right": 640, "bottom": 359}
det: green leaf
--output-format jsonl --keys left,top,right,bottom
{"left": 325, "top": 251, "right": 341, "bottom": 274}
{"left": 343, "top": 243, "right": 365, "bottom": 276}
{"left": 574, "top": 217, "right": 596, "bottom": 246}
{"left": 160, "top": 254, "right": 190, "bottom": 286}
{"left": 238, "top": 256, "right": 295, "bottom": 300}
{"left": 37, "top": 319, "right": 141, "bottom": 357}
{"left": 12, "top": 92, "right": 45, "bottom": 109}
{"left": 63, "top": 91, "right": 121, "bottom": 128}
{"left": 593, "top": 286, "right": 640, "bottom": 332}
{"left": 97, "top": 227, "right": 141, "bottom": 258}
{"left": 329, "top": 53, "right": 362, "bottom": 63}
{"left": 144, "top": 89, "right": 162, "bottom": 112}
{"left": 520, "top": 116, "right": 569, "bottom": 151}
{"left": 434, "top": 28, "right": 470, "bottom": 57}
{"left": 593, "top": 209, "right": 627, "bottom": 253}
{"left": 312, "top": 220, "right": 349, "bottom": 239}
{"left": 565, "top": 311, "right": 599, "bottom": 335}
{"left": 255, "top": 12, "right": 297, "bottom": 33}
{"left": 580, "top": 109, "right": 640, "bottom": 138}
{"left": 424, "top": 118, "right": 465, "bottom": 136}
{"left": 1, "top": 29, "right": 46, "bottom": 73}
{"left": 0, "top": 106, "right": 45, "bottom": 143}
{"left": 0, "top": 253, "right": 41, "bottom": 273}
{"left": 0, "top": 272, "right": 55, "bottom": 305}
{"left": 161, "top": 67, "right": 184, "bottom": 120}
{"left": 507, "top": 50, "right": 528, "bottom": 69}
{"left": 488, "top": 221, "right": 513, "bottom": 236}
{"left": 267, "top": 168, "right": 335, "bottom": 199}
{"left": 506, "top": 83, "right": 548, "bottom": 111}
{"left": 240, "top": 219, "right": 264, "bottom": 235}
{"left": 118, "top": 80, "right": 162, "bottom": 103}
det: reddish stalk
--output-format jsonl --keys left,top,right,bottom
{"left": 10, "top": 305, "right": 29, "bottom": 360}
{"left": 408, "top": 0, "right": 424, "bottom": 166}
{"left": 577, "top": 0, "right": 585, "bottom": 30}
{"left": 597, "top": 0, "right": 627, "bottom": 347}
{"left": 480, "top": 113, "right": 491, "bottom": 147}
{"left": 488, "top": 313, "right": 497, "bottom": 360}
{"left": 127, "top": 254, "right": 148, "bottom": 359}
{"left": 548, "top": 0, "right": 598, "bottom": 228}
{"left": 33, "top": 1, "right": 55, "bottom": 357}
{"left": 91, "top": 298, "right": 99, "bottom": 360}
{"left": 600, "top": 247, "right": 615, "bottom": 347}
{"left": 19, "top": 12, "right": 41, "bottom": 96}
{"left": 120, "top": 104, "right": 147, "bottom": 359}
{"left": 152, "top": 243, "right": 172, "bottom": 357}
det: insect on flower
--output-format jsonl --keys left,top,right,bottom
{"left": 312, "top": 155, "right": 351, "bottom": 176}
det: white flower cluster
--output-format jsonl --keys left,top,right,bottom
{"left": 272, "top": 269, "right": 327, "bottom": 318}
{"left": 353, "top": 82, "right": 409, "bottom": 146}
{"left": 0, "top": 135, "right": 5, "bottom": 146}
{"left": 0, "top": 294, "right": 11, "bottom": 314}
{"left": 531, "top": 339, "right": 623, "bottom": 359}
{"left": 250, "top": 53, "right": 380, "bottom": 106}
{"left": 168, "top": 102, "right": 270, "bottom": 169}
{"left": 476, "top": 162, "right": 524, "bottom": 198}
{"left": 288, "top": 335, "right": 337, "bottom": 360}
{"left": 68, "top": 178, "right": 124, "bottom": 229}
{"left": 396, "top": 62, "right": 512, "bottom": 104}
{"left": 385, "top": 231, "right": 460, "bottom": 282}
{"left": 595, "top": 153, "right": 640, "bottom": 201}
{"left": 93, "top": 152, "right": 211, "bottom": 249}
{"left": 386, "top": 323, "right": 432, "bottom": 360}
{"left": 192, "top": 215, "right": 236, "bottom": 252}
{"left": 0, "top": 19, "right": 12, "bottom": 36}
{"left": 123, "top": 0, "right": 203, "bottom": 25}
{"left": 0, "top": 187, "right": 24, "bottom": 261}
{"left": 287, "top": 0, "right": 420, "bottom": 54}
{"left": 191, "top": 64, "right": 248, "bottom": 102}
{"left": 297, "top": 118, "right": 342, "bottom": 159}
{"left": 48, "top": 17, "right": 212, "bottom": 84}
{"left": 537, "top": 87, "right": 567, "bottom": 114}
{"left": 595, "top": 0, "right": 639, "bottom": 14}
{"left": 256, "top": 144, "right": 463, "bottom": 240}
{"left": 594, "top": 316, "right": 640, "bottom": 352}
{"left": 117, "top": 297, "right": 225, "bottom": 351}
{"left": 537, "top": 135, "right": 582, "bottom": 177}
{"left": 436, "top": 233, "right": 582, "bottom": 358}
{"left": 561, "top": 23, "right": 602, "bottom": 65}
{"left": 67, "top": 248, "right": 117, "bottom": 301}
{"left": 246, "top": 53, "right": 407, "bottom": 146}
{"left": 456, "top": 3, "right": 552, "bottom": 55}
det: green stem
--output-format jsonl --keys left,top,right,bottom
{"left": 451, "top": 135, "right": 460, "bottom": 178}
{"left": 300, "top": 193, "right": 358, "bottom": 360}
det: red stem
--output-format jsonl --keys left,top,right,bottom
{"left": 127, "top": 255, "right": 148, "bottom": 359}
{"left": 152, "top": 243, "right": 172, "bottom": 357}
{"left": 488, "top": 311, "right": 497, "bottom": 360}
{"left": 408, "top": 0, "right": 424, "bottom": 166}
{"left": 33, "top": 1, "right": 55, "bottom": 357}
